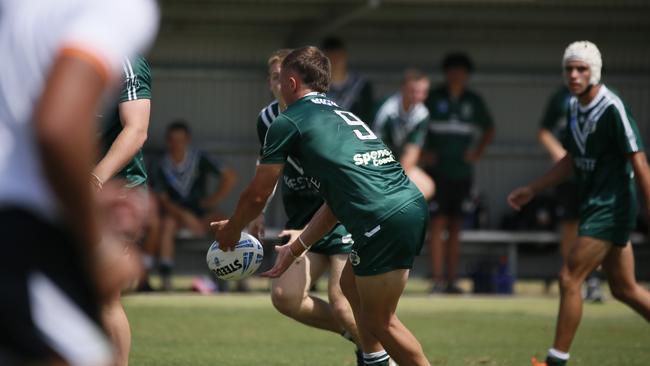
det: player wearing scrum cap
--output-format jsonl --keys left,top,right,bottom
{"left": 508, "top": 41, "right": 650, "bottom": 366}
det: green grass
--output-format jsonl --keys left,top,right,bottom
{"left": 125, "top": 290, "right": 650, "bottom": 366}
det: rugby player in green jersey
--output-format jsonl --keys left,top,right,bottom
{"left": 213, "top": 47, "right": 430, "bottom": 366}
{"left": 373, "top": 68, "right": 435, "bottom": 201}
{"left": 539, "top": 86, "right": 605, "bottom": 302}
{"left": 253, "top": 49, "right": 362, "bottom": 364}
{"left": 94, "top": 55, "right": 153, "bottom": 366}
{"left": 508, "top": 41, "right": 650, "bottom": 366}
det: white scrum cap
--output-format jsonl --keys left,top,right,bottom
{"left": 563, "top": 41, "right": 602, "bottom": 85}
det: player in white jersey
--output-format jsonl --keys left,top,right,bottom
{"left": 0, "top": 0, "right": 158, "bottom": 364}
{"left": 373, "top": 68, "right": 435, "bottom": 200}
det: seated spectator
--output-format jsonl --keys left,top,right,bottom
{"left": 373, "top": 68, "right": 435, "bottom": 200}
{"left": 152, "top": 120, "right": 237, "bottom": 290}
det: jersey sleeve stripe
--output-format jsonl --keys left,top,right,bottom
{"left": 269, "top": 101, "right": 279, "bottom": 118}
{"left": 125, "top": 57, "right": 137, "bottom": 100}
{"left": 263, "top": 107, "right": 274, "bottom": 126}
{"left": 60, "top": 46, "right": 110, "bottom": 83}
{"left": 612, "top": 98, "right": 640, "bottom": 152}
{"left": 121, "top": 61, "right": 133, "bottom": 101}
{"left": 260, "top": 108, "right": 271, "bottom": 127}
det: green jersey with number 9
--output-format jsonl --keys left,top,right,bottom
{"left": 261, "top": 92, "right": 423, "bottom": 238}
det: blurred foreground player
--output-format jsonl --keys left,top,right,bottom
{"left": 213, "top": 47, "right": 430, "bottom": 366}
{"left": 508, "top": 41, "right": 650, "bottom": 366}
{"left": 0, "top": 0, "right": 157, "bottom": 364}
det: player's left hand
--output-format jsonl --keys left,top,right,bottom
{"left": 507, "top": 186, "right": 535, "bottom": 211}
{"left": 260, "top": 243, "right": 298, "bottom": 278}
{"left": 210, "top": 220, "right": 238, "bottom": 251}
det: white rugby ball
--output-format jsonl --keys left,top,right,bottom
{"left": 206, "top": 232, "right": 264, "bottom": 281}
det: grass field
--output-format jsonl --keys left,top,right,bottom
{"left": 125, "top": 285, "right": 650, "bottom": 366}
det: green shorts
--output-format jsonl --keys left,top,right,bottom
{"left": 579, "top": 225, "right": 632, "bottom": 247}
{"left": 309, "top": 223, "right": 354, "bottom": 255}
{"left": 349, "top": 197, "right": 429, "bottom": 276}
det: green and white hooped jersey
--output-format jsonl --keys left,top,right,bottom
{"left": 562, "top": 85, "right": 643, "bottom": 229}
{"left": 261, "top": 93, "right": 422, "bottom": 238}
{"left": 373, "top": 93, "right": 429, "bottom": 159}
{"left": 99, "top": 55, "right": 152, "bottom": 187}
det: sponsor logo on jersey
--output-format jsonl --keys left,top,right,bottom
{"left": 284, "top": 175, "right": 317, "bottom": 192}
{"left": 353, "top": 149, "right": 395, "bottom": 166}
{"left": 310, "top": 98, "right": 339, "bottom": 107}
{"left": 349, "top": 250, "right": 360, "bottom": 266}
{"left": 309, "top": 177, "right": 322, "bottom": 190}
{"left": 575, "top": 157, "right": 596, "bottom": 171}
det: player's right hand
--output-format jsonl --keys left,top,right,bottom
{"left": 507, "top": 186, "right": 535, "bottom": 211}
{"left": 260, "top": 243, "right": 298, "bottom": 278}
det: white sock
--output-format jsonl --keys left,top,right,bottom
{"left": 548, "top": 348, "right": 570, "bottom": 361}
{"left": 363, "top": 350, "right": 389, "bottom": 364}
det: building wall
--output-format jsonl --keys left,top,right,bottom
{"left": 145, "top": 2, "right": 650, "bottom": 227}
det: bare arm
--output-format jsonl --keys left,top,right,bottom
{"left": 507, "top": 154, "right": 574, "bottom": 210}
{"left": 529, "top": 154, "right": 574, "bottom": 193}
{"left": 466, "top": 127, "right": 495, "bottom": 162}
{"left": 261, "top": 203, "right": 338, "bottom": 278}
{"left": 93, "top": 98, "right": 150, "bottom": 183}
{"left": 212, "top": 163, "right": 283, "bottom": 249}
{"left": 400, "top": 144, "right": 421, "bottom": 171}
{"left": 476, "top": 127, "right": 495, "bottom": 157}
{"left": 538, "top": 128, "right": 567, "bottom": 163}
{"left": 631, "top": 152, "right": 650, "bottom": 217}
{"left": 202, "top": 168, "right": 238, "bottom": 208}
{"left": 35, "top": 54, "right": 107, "bottom": 247}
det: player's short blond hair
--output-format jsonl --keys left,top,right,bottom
{"left": 402, "top": 68, "right": 429, "bottom": 85}
{"left": 267, "top": 49, "right": 293, "bottom": 68}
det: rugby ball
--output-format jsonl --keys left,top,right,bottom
{"left": 206, "top": 232, "right": 264, "bottom": 281}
